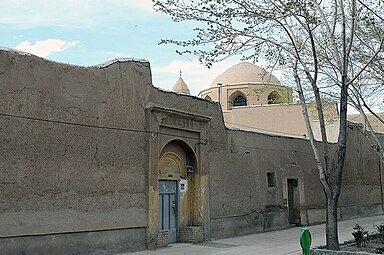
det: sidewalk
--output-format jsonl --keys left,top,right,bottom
{"left": 121, "top": 215, "right": 384, "bottom": 255}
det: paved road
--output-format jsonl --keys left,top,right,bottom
{"left": 120, "top": 215, "right": 384, "bottom": 255}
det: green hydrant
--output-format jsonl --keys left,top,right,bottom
{"left": 300, "top": 228, "right": 312, "bottom": 255}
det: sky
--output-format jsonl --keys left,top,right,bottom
{"left": 0, "top": 0, "right": 262, "bottom": 96}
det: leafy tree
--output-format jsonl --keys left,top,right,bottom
{"left": 154, "top": 0, "right": 384, "bottom": 250}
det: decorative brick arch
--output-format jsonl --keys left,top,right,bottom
{"left": 228, "top": 90, "right": 247, "bottom": 108}
{"left": 267, "top": 91, "right": 282, "bottom": 104}
{"left": 159, "top": 152, "right": 185, "bottom": 180}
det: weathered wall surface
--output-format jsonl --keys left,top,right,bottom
{"left": 1, "top": 49, "right": 383, "bottom": 253}
{"left": 208, "top": 130, "right": 312, "bottom": 238}
{"left": 338, "top": 125, "right": 384, "bottom": 219}
{"left": 302, "top": 124, "right": 384, "bottom": 223}
{"left": 143, "top": 85, "right": 226, "bottom": 247}
{"left": 348, "top": 113, "right": 384, "bottom": 134}
{"left": 224, "top": 104, "right": 307, "bottom": 137}
{"left": 207, "top": 122, "right": 384, "bottom": 238}
{"left": 0, "top": 50, "right": 151, "bottom": 253}
{"left": 341, "top": 125, "right": 383, "bottom": 206}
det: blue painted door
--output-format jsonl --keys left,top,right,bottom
{"left": 159, "top": 180, "right": 178, "bottom": 243}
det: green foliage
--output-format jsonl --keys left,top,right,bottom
{"left": 352, "top": 224, "right": 369, "bottom": 247}
{"left": 374, "top": 246, "right": 384, "bottom": 254}
{"left": 374, "top": 224, "right": 384, "bottom": 244}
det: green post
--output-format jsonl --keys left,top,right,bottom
{"left": 300, "top": 228, "right": 312, "bottom": 255}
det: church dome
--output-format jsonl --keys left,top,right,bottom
{"left": 172, "top": 77, "right": 190, "bottom": 95}
{"left": 210, "top": 62, "right": 280, "bottom": 87}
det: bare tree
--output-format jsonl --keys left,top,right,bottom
{"left": 154, "top": 0, "right": 384, "bottom": 250}
{"left": 343, "top": 2, "right": 384, "bottom": 176}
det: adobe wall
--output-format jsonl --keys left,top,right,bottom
{"left": 208, "top": 129, "right": 314, "bottom": 238}
{"left": 0, "top": 50, "right": 151, "bottom": 253}
{"left": 348, "top": 113, "right": 384, "bottom": 133}
{"left": 224, "top": 104, "right": 307, "bottom": 137}
{"left": 0, "top": 49, "right": 382, "bottom": 252}
{"left": 303, "top": 125, "right": 384, "bottom": 223}
{"left": 208, "top": 124, "right": 383, "bottom": 239}
{"left": 338, "top": 125, "right": 383, "bottom": 219}
{"left": 0, "top": 49, "right": 229, "bottom": 253}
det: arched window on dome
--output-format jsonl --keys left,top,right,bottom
{"left": 233, "top": 95, "right": 247, "bottom": 107}
{"left": 267, "top": 91, "right": 282, "bottom": 104}
{"left": 229, "top": 91, "right": 247, "bottom": 109}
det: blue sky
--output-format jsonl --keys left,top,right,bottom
{"left": 0, "top": 0, "right": 248, "bottom": 95}
{"left": 2, "top": 0, "right": 381, "bottom": 114}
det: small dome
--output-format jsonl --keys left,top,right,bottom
{"left": 172, "top": 77, "right": 190, "bottom": 95}
{"left": 210, "top": 62, "right": 280, "bottom": 87}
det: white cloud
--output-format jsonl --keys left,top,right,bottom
{"left": 15, "top": 38, "right": 79, "bottom": 57}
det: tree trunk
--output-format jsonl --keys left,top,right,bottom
{"left": 326, "top": 195, "right": 340, "bottom": 250}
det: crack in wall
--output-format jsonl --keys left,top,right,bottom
{"left": 1, "top": 87, "right": 42, "bottom": 97}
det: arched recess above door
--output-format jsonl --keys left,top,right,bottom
{"left": 159, "top": 152, "right": 185, "bottom": 180}
{"left": 159, "top": 139, "right": 198, "bottom": 178}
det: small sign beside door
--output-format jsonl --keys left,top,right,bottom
{"left": 179, "top": 179, "right": 188, "bottom": 193}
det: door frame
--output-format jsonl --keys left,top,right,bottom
{"left": 159, "top": 180, "right": 179, "bottom": 243}
{"left": 287, "top": 178, "right": 300, "bottom": 225}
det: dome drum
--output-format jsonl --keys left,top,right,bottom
{"left": 199, "top": 62, "right": 292, "bottom": 111}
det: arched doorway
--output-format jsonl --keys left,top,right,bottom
{"left": 158, "top": 140, "right": 198, "bottom": 243}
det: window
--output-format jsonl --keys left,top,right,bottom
{"left": 267, "top": 172, "right": 276, "bottom": 187}
{"left": 233, "top": 95, "right": 247, "bottom": 106}
{"left": 267, "top": 91, "right": 281, "bottom": 104}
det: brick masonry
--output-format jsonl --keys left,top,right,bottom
{"left": 179, "top": 226, "right": 205, "bottom": 243}
{"left": 156, "top": 230, "right": 169, "bottom": 248}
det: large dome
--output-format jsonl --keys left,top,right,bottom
{"left": 210, "top": 62, "right": 280, "bottom": 87}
